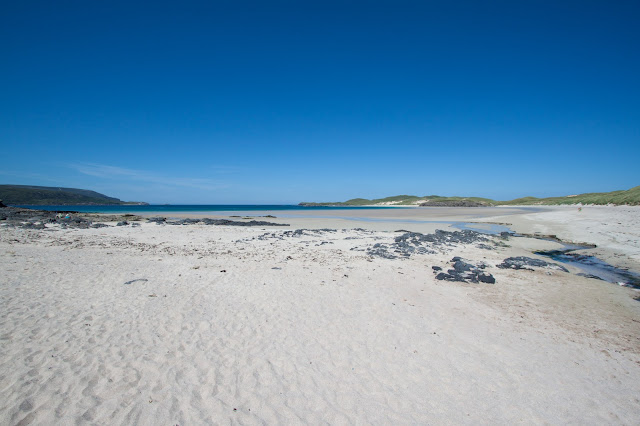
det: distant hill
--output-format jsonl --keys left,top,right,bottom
{"left": 299, "top": 195, "right": 495, "bottom": 207}
{"left": 299, "top": 186, "right": 640, "bottom": 207}
{"left": 0, "top": 185, "right": 147, "bottom": 206}
{"left": 498, "top": 185, "right": 640, "bottom": 206}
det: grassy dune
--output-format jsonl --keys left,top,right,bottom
{"left": 300, "top": 186, "right": 640, "bottom": 207}
{"left": 499, "top": 185, "right": 640, "bottom": 206}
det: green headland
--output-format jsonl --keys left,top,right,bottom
{"left": 299, "top": 185, "right": 640, "bottom": 207}
{"left": 0, "top": 185, "right": 148, "bottom": 206}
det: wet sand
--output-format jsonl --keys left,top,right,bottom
{"left": 152, "top": 206, "right": 541, "bottom": 233}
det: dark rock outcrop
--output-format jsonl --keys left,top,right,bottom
{"left": 367, "top": 229, "right": 494, "bottom": 259}
{"left": 434, "top": 257, "right": 495, "bottom": 284}
{"left": 497, "top": 256, "right": 569, "bottom": 272}
{"left": 257, "top": 228, "right": 338, "bottom": 241}
{"left": 147, "top": 217, "right": 289, "bottom": 227}
{"left": 576, "top": 273, "right": 604, "bottom": 280}
{"left": 367, "top": 244, "right": 399, "bottom": 259}
{"left": 147, "top": 217, "right": 167, "bottom": 224}
{"left": 0, "top": 206, "right": 122, "bottom": 229}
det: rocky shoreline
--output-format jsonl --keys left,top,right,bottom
{"left": 0, "top": 207, "right": 288, "bottom": 229}
{"left": 0, "top": 205, "right": 614, "bottom": 287}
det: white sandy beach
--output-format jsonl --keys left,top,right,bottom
{"left": 1, "top": 206, "right": 640, "bottom": 424}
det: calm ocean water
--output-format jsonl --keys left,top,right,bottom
{"left": 17, "top": 205, "right": 404, "bottom": 214}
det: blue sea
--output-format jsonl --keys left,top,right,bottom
{"left": 17, "top": 204, "right": 404, "bottom": 214}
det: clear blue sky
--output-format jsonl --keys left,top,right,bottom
{"left": 1, "top": 1, "right": 639, "bottom": 204}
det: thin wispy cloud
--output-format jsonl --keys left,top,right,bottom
{"left": 69, "top": 163, "right": 229, "bottom": 191}
{"left": 210, "top": 165, "right": 244, "bottom": 174}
